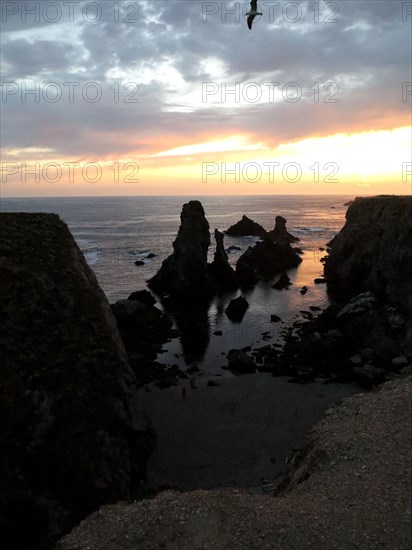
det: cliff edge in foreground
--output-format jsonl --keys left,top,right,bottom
{"left": 0, "top": 214, "right": 153, "bottom": 550}
{"left": 57, "top": 197, "right": 412, "bottom": 549}
{"left": 57, "top": 372, "right": 412, "bottom": 550}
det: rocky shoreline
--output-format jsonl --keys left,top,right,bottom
{"left": 109, "top": 200, "right": 304, "bottom": 386}
{"left": 110, "top": 197, "right": 411, "bottom": 390}
{"left": 57, "top": 370, "right": 412, "bottom": 550}
{"left": 1, "top": 196, "right": 411, "bottom": 549}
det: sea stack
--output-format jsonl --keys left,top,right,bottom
{"left": 236, "top": 237, "right": 302, "bottom": 287}
{"left": 209, "top": 229, "right": 238, "bottom": 292}
{"left": 225, "top": 215, "right": 267, "bottom": 238}
{"left": 148, "top": 201, "right": 215, "bottom": 303}
{"left": 268, "top": 215, "right": 299, "bottom": 243}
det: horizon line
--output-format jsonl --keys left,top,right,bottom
{"left": 0, "top": 192, "right": 377, "bottom": 200}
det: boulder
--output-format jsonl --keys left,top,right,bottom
{"left": 267, "top": 215, "right": 299, "bottom": 243}
{"left": 148, "top": 201, "right": 214, "bottom": 303}
{"left": 225, "top": 215, "right": 267, "bottom": 238}
{"left": 0, "top": 213, "right": 153, "bottom": 550}
{"left": 127, "top": 289, "right": 156, "bottom": 306}
{"left": 391, "top": 356, "right": 409, "bottom": 369}
{"left": 111, "top": 299, "right": 172, "bottom": 355}
{"left": 225, "top": 296, "right": 249, "bottom": 323}
{"left": 227, "top": 349, "right": 256, "bottom": 374}
{"left": 336, "top": 292, "right": 377, "bottom": 319}
{"left": 209, "top": 229, "right": 238, "bottom": 292}
{"left": 236, "top": 237, "right": 302, "bottom": 287}
{"left": 271, "top": 271, "right": 292, "bottom": 290}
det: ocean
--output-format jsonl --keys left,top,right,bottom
{"left": 1, "top": 194, "right": 362, "bottom": 491}
{"left": 1, "top": 194, "right": 353, "bottom": 374}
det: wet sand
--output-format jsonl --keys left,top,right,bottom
{"left": 138, "top": 374, "right": 362, "bottom": 493}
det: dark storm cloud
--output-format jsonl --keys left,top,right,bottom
{"left": 1, "top": 0, "right": 411, "bottom": 158}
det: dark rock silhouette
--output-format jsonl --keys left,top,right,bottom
{"left": 225, "top": 215, "right": 267, "bottom": 238}
{"left": 128, "top": 289, "right": 156, "bottom": 306}
{"left": 111, "top": 299, "right": 172, "bottom": 359}
{"left": 209, "top": 229, "right": 238, "bottom": 292}
{"left": 278, "top": 292, "right": 406, "bottom": 387}
{"left": 172, "top": 305, "right": 210, "bottom": 365}
{"left": 225, "top": 296, "right": 249, "bottom": 323}
{"left": 276, "top": 198, "right": 412, "bottom": 385}
{"left": 236, "top": 237, "right": 302, "bottom": 288}
{"left": 325, "top": 197, "right": 412, "bottom": 305}
{"left": 148, "top": 202, "right": 231, "bottom": 365}
{"left": 325, "top": 196, "right": 412, "bottom": 355}
{"left": 235, "top": 258, "right": 260, "bottom": 288}
{"left": 270, "top": 314, "right": 282, "bottom": 322}
{"left": 227, "top": 349, "right": 256, "bottom": 374}
{"left": 148, "top": 201, "right": 214, "bottom": 303}
{"left": 0, "top": 213, "right": 153, "bottom": 550}
{"left": 272, "top": 271, "right": 292, "bottom": 290}
{"left": 267, "top": 215, "right": 299, "bottom": 243}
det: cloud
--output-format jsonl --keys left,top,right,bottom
{"left": 0, "top": 0, "right": 410, "bottom": 164}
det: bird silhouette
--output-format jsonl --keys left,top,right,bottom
{"left": 246, "top": 0, "right": 262, "bottom": 30}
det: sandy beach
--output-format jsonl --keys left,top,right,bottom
{"left": 138, "top": 374, "right": 361, "bottom": 493}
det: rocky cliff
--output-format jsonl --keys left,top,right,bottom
{"left": 0, "top": 214, "right": 154, "bottom": 549}
{"left": 325, "top": 196, "right": 412, "bottom": 353}
{"left": 148, "top": 201, "right": 215, "bottom": 303}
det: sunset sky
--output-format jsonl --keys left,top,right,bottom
{"left": 1, "top": 0, "right": 411, "bottom": 197}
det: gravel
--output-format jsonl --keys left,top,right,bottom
{"left": 57, "top": 373, "right": 412, "bottom": 550}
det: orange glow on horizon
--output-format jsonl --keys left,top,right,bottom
{"left": 1, "top": 127, "right": 411, "bottom": 197}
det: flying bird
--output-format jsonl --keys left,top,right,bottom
{"left": 246, "top": 0, "right": 262, "bottom": 30}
